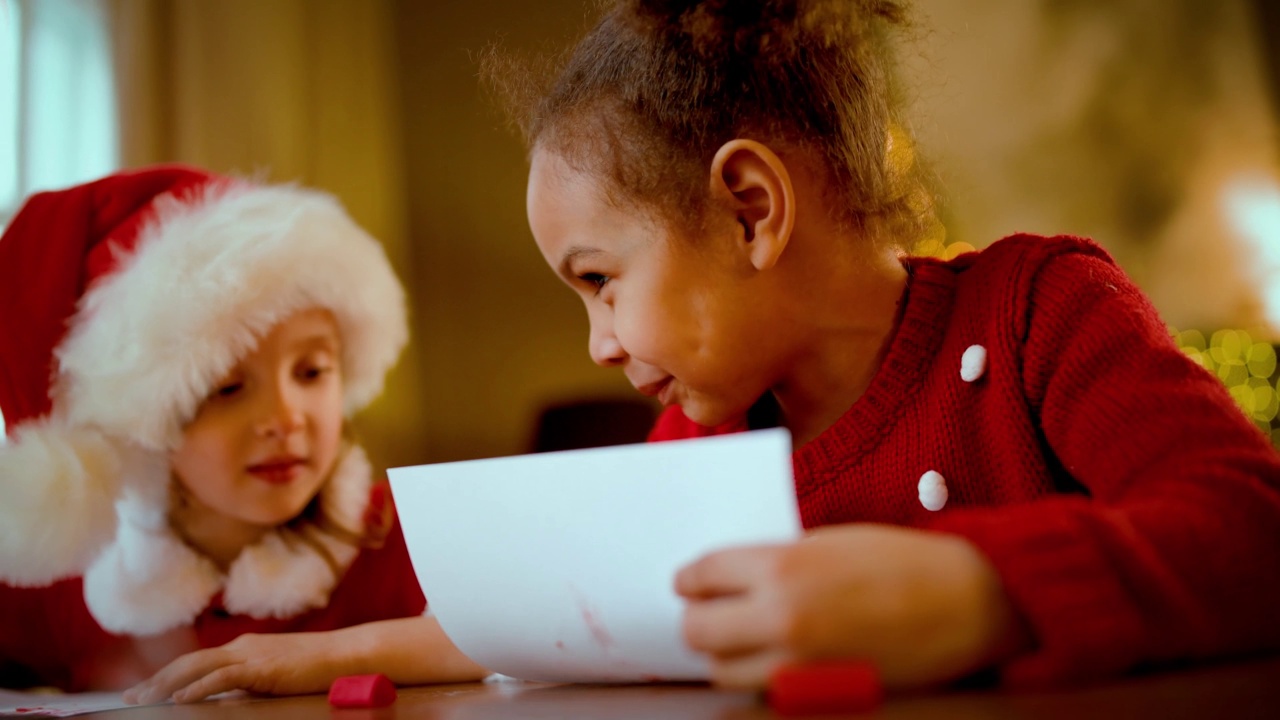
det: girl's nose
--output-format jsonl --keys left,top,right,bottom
{"left": 256, "top": 382, "right": 305, "bottom": 438}
{"left": 588, "top": 321, "right": 627, "bottom": 367}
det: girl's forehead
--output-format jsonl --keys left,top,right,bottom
{"left": 530, "top": 146, "right": 637, "bottom": 208}
{"left": 529, "top": 148, "right": 592, "bottom": 200}
{"left": 528, "top": 151, "right": 604, "bottom": 236}
{"left": 278, "top": 307, "right": 341, "bottom": 340}
{"left": 244, "top": 308, "right": 343, "bottom": 362}
{"left": 529, "top": 149, "right": 661, "bottom": 228}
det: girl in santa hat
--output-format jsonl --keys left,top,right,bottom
{"left": 0, "top": 165, "right": 486, "bottom": 697}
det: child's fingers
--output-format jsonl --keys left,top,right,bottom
{"left": 127, "top": 648, "right": 235, "bottom": 704}
{"left": 171, "top": 664, "right": 246, "bottom": 704}
{"left": 707, "top": 648, "right": 788, "bottom": 690}
{"left": 675, "top": 545, "right": 781, "bottom": 598}
{"left": 682, "top": 596, "right": 779, "bottom": 655}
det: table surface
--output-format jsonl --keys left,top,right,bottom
{"left": 70, "top": 655, "right": 1280, "bottom": 719}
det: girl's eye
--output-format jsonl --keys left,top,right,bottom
{"left": 579, "top": 273, "right": 610, "bottom": 294}
{"left": 214, "top": 382, "right": 243, "bottom": 398}
{"left": 298, "top": 365, "right": 333, "bottom": 381}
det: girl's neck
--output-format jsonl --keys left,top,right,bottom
{"left": 772, "top": 244, "right": 909, "bottom": 448}
{"left": 170, "top": 495, "right": 273, "bottom": 570}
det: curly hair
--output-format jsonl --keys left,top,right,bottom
{"left": 485, "top": 0, "right": 934, "bottom": 244}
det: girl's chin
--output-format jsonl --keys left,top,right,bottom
{"left": 678, "top": 397, "right": 748, "bottom": 428}
{"left": 240, "top": 496, "right": 319, "bottom": 528}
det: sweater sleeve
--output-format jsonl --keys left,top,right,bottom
{"left": 929, "top": 248, "right": 1280, "bottom": 687}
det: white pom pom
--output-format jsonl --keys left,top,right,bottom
{"left": 960, "top": 344, "right": 987, "bottom": 383}
{"left": 0, "top": 422, "right": 123, "bottom": 585}
{"left": 917, "top": 470, "right": 949, "bottom": 511}
{"left": 83, "top": 513, "right": 222, "bottom": 636}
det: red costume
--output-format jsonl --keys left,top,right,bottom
{"left": 0, "top": 166, "right": 418, "bottom": 690}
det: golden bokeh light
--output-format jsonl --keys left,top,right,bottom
{"left": 1175, "top": 327, "right": 1280, "bottom": 440}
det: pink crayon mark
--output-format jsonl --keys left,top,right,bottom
{"left": 569, "top": 584, "right": 616, "bottom": 652}
{"left": 555, "top": 640, "right": 566, "bottom": 650}
{"left": 580, "top": 603, "right": 615, "bottom": 650}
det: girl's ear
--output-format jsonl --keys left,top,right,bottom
{"left": 708, "top": 139, "right": 796, "bottom": 271}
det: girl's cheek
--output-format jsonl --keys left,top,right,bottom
{"left": 614, "top": 311, "right": 652, "bottom": 357}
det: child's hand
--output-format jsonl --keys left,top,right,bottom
{"left": 122, "top": 631, "right": 350, "bottom": 704}
{"left": 675, "top": 524, "right": 1030, "bottom": 690}
{"left": 123, "top": 616, "right": 488, "bottom": 704}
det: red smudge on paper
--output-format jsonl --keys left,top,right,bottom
{"left": 581, "top": 604, "right": 614, "bottom": 650}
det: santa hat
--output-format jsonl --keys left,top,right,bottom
{"left": 0, "top": 165, "right": 408, "bottom": 632}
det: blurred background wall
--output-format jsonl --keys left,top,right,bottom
{"left": 3, "top": 0, "right": 1279, "bottom": 464}
{"left": 903, "top": 0, "right": 1280, "bottom": 333}
{"left": 392, "top": 0, "right": 638, "bottom": 466}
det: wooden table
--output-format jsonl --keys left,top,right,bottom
{"left": 77, "top": 656, "right": 1280, "bottom": 719}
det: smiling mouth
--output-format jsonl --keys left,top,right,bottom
{"left": 247, "top": 459, "right": 306, "bottom": 485}
{"left": 635, "top": 377, "right": 678, "bottom": 406}
{"left": 635, "top": 377, "right": 672, "bottom": 398}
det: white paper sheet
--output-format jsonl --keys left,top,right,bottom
{"left": 0, "top": 690, "right": 241, "bottom": 717}
{"left": 389, "top": 428, "right": 802, "bottom": 683}
{"left": 0, "top": 690, "right": 142, "bottom": 717}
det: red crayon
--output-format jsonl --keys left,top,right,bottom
{"left": 768, "top": 661, "right": 883, "bottom": 716}
{"left": 328, "top": 673, "right": 398, "bottom": 708}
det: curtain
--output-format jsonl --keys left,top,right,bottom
{"left": 2, "top": 0, "right": 119, "bottom": 442}
{"left": 1, "top": 0, "right": 118, "bottom": 217}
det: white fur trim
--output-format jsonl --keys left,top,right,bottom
{"left": 83, "top": 491, "right": 223, "bottom": 636}
{"left": 221, "top": 527, "right": 359, "bottom": 620}
{"left": 83, "top": 445, "right": 373, "bottom": 635}
{"left": 0, "top": 419, "right": 123, "bottom": 585}
{"left": 318, "top": 444, "right": 374, "bottom": 535}
{"left": 54, "top": 182, "right": 407, "bottom": 451}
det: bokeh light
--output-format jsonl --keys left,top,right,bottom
{"left": 1175, "top": 326, "right": 1280, "bottom": 444}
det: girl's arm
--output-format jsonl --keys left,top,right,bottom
{"left": 123, "top": 614, "right": 488, "bottom": 704}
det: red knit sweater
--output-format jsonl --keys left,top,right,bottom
{"left": 650, "top": 234, "right": 1280, "bottom": 687}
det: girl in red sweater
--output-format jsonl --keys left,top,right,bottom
{"left": 506, "top": 0, "right": 1280, "bottom": 691}
{"left": 0, "top": 166, "right": 485, "bottom": 697}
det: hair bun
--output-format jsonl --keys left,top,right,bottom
{"left": 632, "top": 0, "right": 704, "bottom": 18}
{"left": 627, "top": 1, "right": 792, "bottom": 56}
{"left": 627, "top": 1, "right": 905, "bottom": 56}
{"left": 632, "top": 1, "right": 798, "bottom": 26}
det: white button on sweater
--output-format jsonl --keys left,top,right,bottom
{"left": 960, "top": 344, "right": 987, "bottom": 382}
{"left": 918, "top": 470, "right": 948, "bottom": 511}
